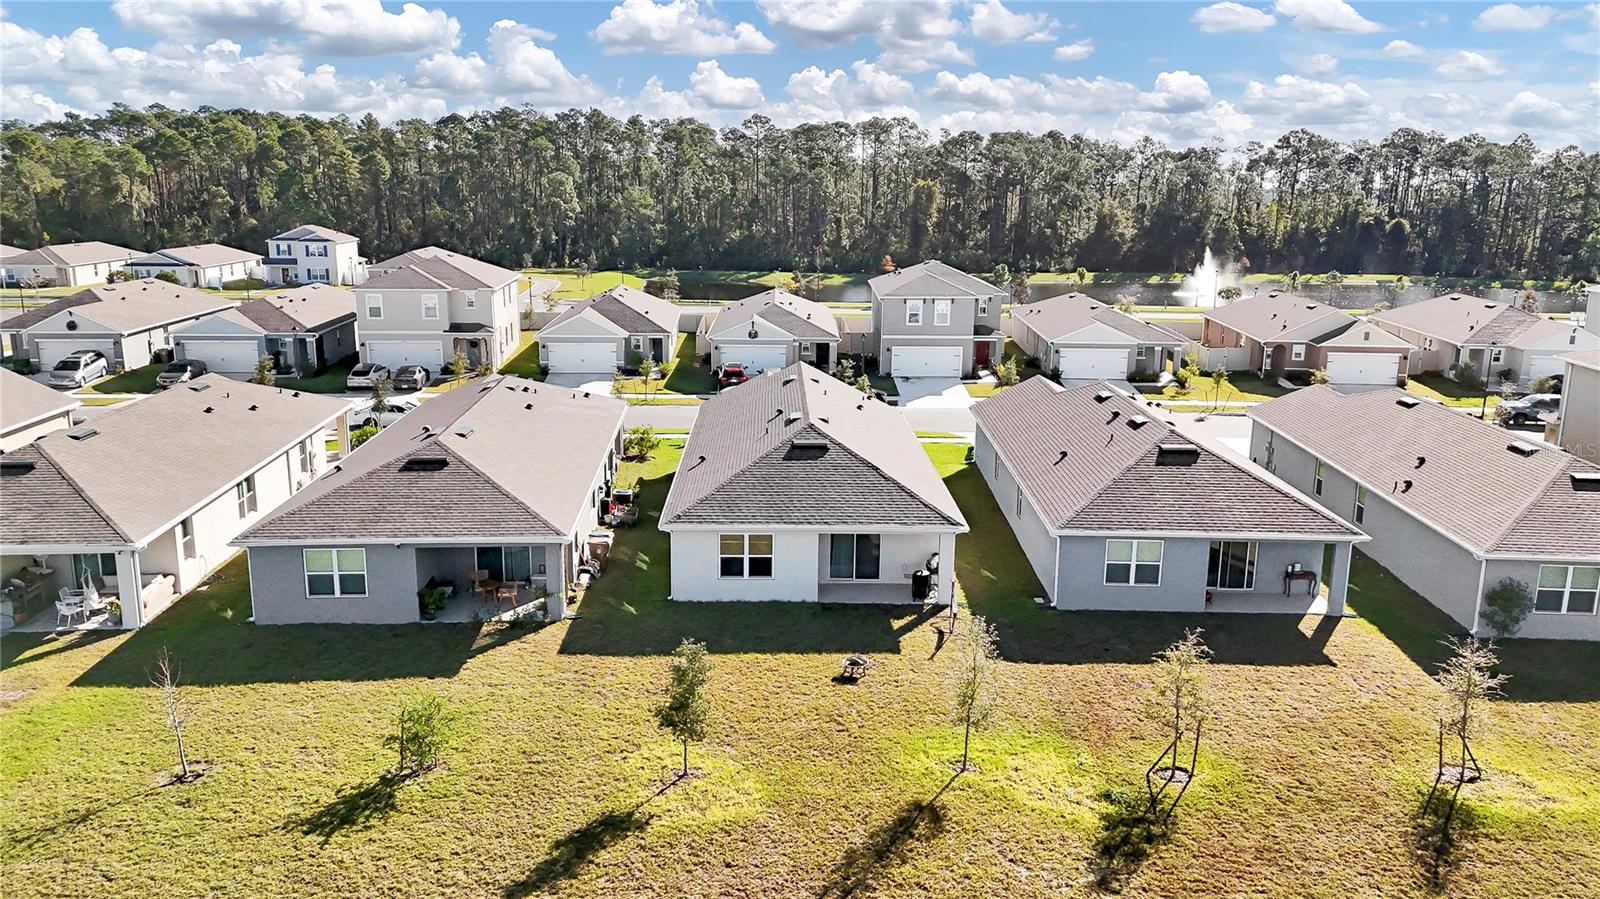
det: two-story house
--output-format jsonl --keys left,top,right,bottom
{"left": 354, "top": 247, "right": 522, "bottom": 372}
{"left": 263, "top": 225, "right": 367, "bottom": 286}
{"left": 867, "top": 260, "right": 1006, "bottom": 378}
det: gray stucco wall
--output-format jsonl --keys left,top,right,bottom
{"left": 975, "top": 425, "right": 1058, "bottom": 601}
{"left": 248, "top": 544, "right": 419, "bottom": 625}
{"left": 1482, "top": 559, "right": 1600, "bottom": 642}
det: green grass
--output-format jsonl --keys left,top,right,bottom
{"left": 2, "top": 444, "right": 1596, "bottom": 897}
{"left": 965, "top": 340, "right": 1043, "bottom": 396}
{"left": 497, "top": 333, "right": 546, "bottom": 380}
{"left": 1136, "top": 372, "right": 1289, "bottom": 405}
{"left": 524, "top": 269, "right": 648, "bottom": 301}
{"left": 77, "top": 396, "right": 128, "bottom": 406}
{"left": 615, "top": 335, "right": 714, "bottom": 395}
{"left": 1407, "top": 373, "right": 1503, "bottom": 410}
{"left": 86, "top": 363, "right": 163, "bottom": 394}
{"left": 277, "top": 358, "right": 357, "bottom": 394}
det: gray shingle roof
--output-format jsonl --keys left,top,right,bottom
{"left": 0, "top": 445, "right": 124, "bottom": 547}
{"left": 869, "top": 260, "right": 1005, "bottom": 299}
{"left": 240, "top": 377, "right": 626, "bottom": 543}
{"left": 973, "top": 378, "right": 1359, "bottom": 537}
{"left": 6, "top": 241, "right": 142, "bottom": 268}
{"left": 0, "top": 367, "right": 80, "bottom": 435}
{"left": 544, "top": 285, "right": 679, "bottom": 336}
{"left": 1367, "top": 293, "right": 1568, "bottom": 349}
{"left": 2, "top": 281, "right": 234, "bottom": 334}
{"left": 1011, "top": 292, "right": 1187, "bottom": 344}
{"left": 707, "top": 288, "right": 839, "bottom": 340}
{"left": 237, "top": 284, "right": 355, "bottom": 333}
{"left": 1248, "top": 385, "right": 1600, "bottom": 557}
{"left": 133, "top": 243, "right": 262, "bottom": 268}
{"left": 368, "top": 246, "right": 519, "bottom": 289}
{"left": 1203, "top": 292, "right": 1356, "bottom": 344}
{"left": 662, "top": 363, "right": 966, "bottom": 529}
{"left": 272, "top": 224, "right": 358, "bottom": 243}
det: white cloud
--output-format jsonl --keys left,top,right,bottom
{"left": 782, "top": 60, "right": 914, "bottom": 119}
{"left": 109, "top": 0, "right": 461, "bottom": 56}
{"left": 924, "top": 70, "right": 1136, "bottom": 115}
{"left": 1192, "top": 2, "right": 1276, "bottom": 33}
{"left": 1112, "top": 101, "right": 1253, "bottom": 147}
{"left": 758, "top": 0, "right": 971, "bottom": 72}
{"left": 593, "top": 0, "right": 775, "bottom": 55}
{"left": 614, "top": 75, "right": 711, "bottom": 119}
{"left": 1382, "top": 39, "right": 1425, "bottom": 60}
{"left": 2, "top": 84, "right": 77, "bottom": 120}
{"left": 1433, "top": 50, "right": 1506, "bottom": 79}
{"left": 1139, "top": 70, "right": 1213, "bottom": 112}
{"left": 1502, "top": 90, "right": 1577, "bottom": 126}
{"left": 1272, "top": 0, "right": 1382, "bottom": 33}
{"left": 1240, "top": 74, "right": 1379, "bottom": 124}
{"left": 1473, "top": 3, "right": 1556, "bottom": 31}
{"left": 1297, "top": 53, "right": 1338, "bottom": 77}
{"left": 1052, "top": 39, "right": 1094, "bottom": 62}
{"left": 969, "top": 0, "right": 1057, "bottom": 44}
{"left": 688, "top": 60, "right": 765, "bottom": 108}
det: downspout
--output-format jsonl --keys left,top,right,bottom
{"left": 1468, "top": 557, "right": 1487, "bottom": 636}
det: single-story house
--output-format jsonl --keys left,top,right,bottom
{"left": 0, "top": 366, "right": 80, "bottom": 451}
{"left": 973, "top": 377, "right": 1363, "bottom": 613}
{"left": 1200, "top": 292, "right": 1411, "bottom": 385}
{"left": 1, "top": 243, "right": 25, "bottom": 285}
{"left": 172, "top": 284, "right": 357, "bottom": 377}
{"left": 539, "top": 285, "right": 681, "bottom": 373}
{"left": 0, "top": 375, "right": 350, "bottom": 632}
{"left": 661, "top": 362, "right": 968, "bottom": 603}
{"left": 1368, "top": 293, "right": 1600, "bottom": 386}
{"left": 4, "top": 241, "right": 142, "bottom": 287}
{"left": 2, "top": 280, "right": 237, "bottom": 371}
{"left": 1007, "top": 292, "right": 1189, "bottom": 383}
{"left": 235, "top": 377, "right": 626, "bottom": 625}
{"left": 1548, "top": 349, "right": 1600, "bottom": 464}
{"left": 1249, "top": 386, "right": 1600, "bottom": 641}
{"left": 696, "top": 288, "right": 840, "bottom": 372}
{"left": 129, "top": 243, "right": 263, "bottom": 288}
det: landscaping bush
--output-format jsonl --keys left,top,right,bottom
{"left": 1283, "top": 370, "right": 1314, "bottom": 386}
{"left": 383, "top": 693, "right": 457, "bottom": 775}
{"left": 1309, "top": 369, "right": 1330, "bottom": 386}
{"left": 153, "top": 271, "right": 181, "bottom": 284}
{"left": 350, "top": 424, "right": 380, "bottom": 449}
{"left": 1530, "top": 375, "right": 1559, "bottom": 394}
{"left": 1454, "top": 361, "right": 1483, "bottom": 388}
{"left": 1126, "top": 370, "right": 1159, "bottom": 383}
{"left": 1480, "top": 578, "right": 1534, "bottom": 637}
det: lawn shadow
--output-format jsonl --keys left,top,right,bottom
{"left": 1411, "top": 785, "right": 1483, "bottom": 894}
{"left": 817, "top": 775, "right": 954, "bottom": 898}
{"left": 1, "top": 628, "right": 120, "bottom": 672}
{"left": 289, "top": 771, "right": 407, "bottom": 845}
{"left": 503, "top": 800, "right": 658, "bottom": 897}
{"left": 1090, "top": 787, "right": 1174, "bottom": 893}
{"left": 3, "top": 785, "right": 159, "bottom": 861}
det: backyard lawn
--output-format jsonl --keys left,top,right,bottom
{"left": 86, "top": 363, "right": 163, "bottom": 394}
{"left": 277, "top": 358, "right": 357, "bottom": 394}
{"left": 1407, "top": 373, "right": 1503, "bottom": 411}
{"left": 2, "top": 444, "right": 1596, "bottom": 897}
{"left": 1136, "top": 372, "right": 1289, "bottom": 405}
{"left": 497, "top": 333, "right": 546, "bottom": 380}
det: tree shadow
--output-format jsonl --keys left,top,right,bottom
{"left": 1089, "top": 787, "right": 1173, "bottom": 894}
{"left": 1412, "top": 785, "right": 1482, "bottom": 893}
{"left": 3, "top": 785, "right": 158, "bottom": 861}
{"left": 0, "top": 628, "right": 120, "bottom": 672}
{"left": 502, "top": 805, "right": 655, "bottom": 897}
{"left": 288, "top": 771, "right": 407, "bottom": 845}
{"left": 816, "top": 775, "right": 953, "bottom": 898}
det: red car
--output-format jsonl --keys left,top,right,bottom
{"left": 716, "top": 364, "right": 749, "bottom": 390}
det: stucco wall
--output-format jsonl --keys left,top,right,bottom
{"left": 0, "top": 410, "right": 74, "bottom": 452}
{"left": 1556, "top": 363, "right": 1600, "bottom": 463}
{"left": 248, "top": 543, "right": 420, "bottom": 625}
{"left": 1481, "top": 559, "right": 1600, "bottom": 642}
{"left": 975, "top": 425, "right": 1058, "bottom": 601}
{"left": 669, "top": 529, "right": 820, "bottom": 601}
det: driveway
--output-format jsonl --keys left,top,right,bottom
{"left": 892, "top": 377, "right": 975, "bottom": 409}
{"left": 544, "top": 372, "right": 614, "bottom": 393}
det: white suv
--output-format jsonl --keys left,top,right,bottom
{"left": 47, "top": 350, "right": 110, "bottom": 388}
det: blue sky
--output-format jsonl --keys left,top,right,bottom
{"left": 2, "top": 1, "right": 1596, "bottom": 147}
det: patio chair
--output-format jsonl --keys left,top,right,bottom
{"left": 55, "top": 592, "right": 86, "bottom": 628}
{"left": 470, "top": 569, "right": 491, "bottom": 598}
{"left": 80, "top": 579, "right": 108, "bottom": 616}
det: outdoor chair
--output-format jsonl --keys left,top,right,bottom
{"left": 55, "top": 592, "right": 86, "bottom": 628}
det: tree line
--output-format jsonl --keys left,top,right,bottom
{"left": 3, "top": 104, "right": 1596, "bottom": 281}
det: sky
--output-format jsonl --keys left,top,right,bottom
{"left": 2, "top": 0, "right": 1597, "bottom": 148}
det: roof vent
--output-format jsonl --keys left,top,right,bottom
{"left": 248, "top": 404, "right": 258, "bottom": 412}
{"left": 202, "top": 406, "right": 215, "bottom": 414}
{"left": 1127, "top": 415, "right": 1150, "bottom": 429}
{"left": 782, "top": 375, "right": 798, "bottom": 385}
{"left": 785, "top": 438, "right": 829, "bottom": 460}
{"left": 292, "top": 391, "right": 301, "bottom": 398}
{"left": 187, "top": 382, "right": 211, "bottom": 392}
{"left": 0, "top": 459, "right": 36, "bottom": 474}
{"left": 1094, "top": 390, "right": 1113, "bottom": 403}
{"left": 1396, "top": 396, "right": 1421, "bottom": 408}
{"left": 1054, "top": 450, "right": 1069, "bottom": 466}
{"left": 400, "top": 455, "right": 450, "bottom": 472}
{"left": 1415, "top": 456, "right": 1426, "bottom": 469}
{"left": 65, "top": 425, "right": 98, "bottom": 441}
{"left": 525, "top": 403, "right": 534, "bottom": 410}
{"left": 1155, "top": 443, "right": 1201, "bottom": 466}
{"left": 1571, "top": 471, "right": 1600, "bottom": 491}
{"left": 1398, "top": 479, "right": 1414, "bottom": 493}
{"left": 784, "top": 415, "right": 802, "bottom": 427}
{"left": 454, "top": 426, "right": 474, "bottom": 438}
{"left": 421, "top": 425, "right": 436, "bottom": 437}
{"left": 1506, "top": 441, "right": 1540, "bottom": 458}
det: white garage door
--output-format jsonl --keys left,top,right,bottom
{"left": 1523, "top": 353, "right": 1564, "bottom": 381}
{"left": 546, "top": 341, "right": 619, "bottom": 373}
{"left": 366, "top": 340, "right": 444, "bottom": 370}
{"left": 180, "top": 339, "right": 260, "bottom": 373}
{"left": 890, "top": 345, "right": 962, "bottom": 377}
{"left": 1326, "top": 352, "right": 1400, "bottom": 385}
{"left": 1056, "top": 346, "right": 1128, "bottom": 380}
{"left": 721, "top": 343, "right": 788, "bottom": 371}
{"left": 37, "top": 338, "right": 118, "bottom": 369}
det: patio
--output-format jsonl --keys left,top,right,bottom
{"left": 430, "top": 586, "right": 553, "bottom": 624}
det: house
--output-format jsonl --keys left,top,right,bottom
{"left": 263, "top": 225, "right": 367, "bottom": 286}
{"left": 1368, "top": 293, "right": 1600, "bottom": 386}
{"left": 696, "top": 288, "right": 839, "bottom": 372}
{"left": 172, "top": 284, "right": 357, "bottom": 377}
{"left": 2, "top": 280, "right": 236, "bottom": 371}
{"left": 0, "top": 243, "right": 24, "bottom": 285}
{"left": 973, "top": 378, "right": 1363, "bottom": 613}
{"left": 1547, "top": 349, "right": 1600, "bottom": 464}
{"left": 0, "top": 367, "right": 80, "bottom": 451}
{"left": 1007, "top": 292, "right": 1188, "bottom": 383}
{"left": 1249, "top": 386, "right": 1600, "bottom": 641}
{"left": 235, "top": 377, "right": 626, "bottom": 625}
{"left": 661, "top": 363, "right": 967, "bottom": 603}
{"left": 5, "top": 241, "right": 142, "bottom": 287}
{"left": 868, "top": 260, "right": 1006, "bottom": 378}
{"left": 539, "top": 284, "right": 681, "bottom": 373}
{"left": 129, "top": 243, "right": 263, "bottom": 288}
{"left": 355, "top": 247, "right": 522, "bottom": 371}
{"left": 0, "top": 375, "right": 349, "bottom": 631}
{"left": 1200, "top": 292, "right": 1411, "bottom": 385}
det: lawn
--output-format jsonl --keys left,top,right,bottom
{"left": 964, "top": 339, "right": 1043, "bottom": 396}
{"left": 277, "top": 358, "right": 357, "bottom": 394}
{"left": 524, "top": 268, "right": 647, "bottom": 301}
{"left": 1407, "top": 373, "right": 1503, "bottom": 410}
{"left": 497, "top": 333, "right": 546, "bottom": 380}
{"left": 615, "top": 335, "right": 714, "bottom": 395}
{"left": 1136, "top": 372, "right": 1289, "bottom": 405}
{"left": 86, "top": 363, "right": 163, "bottom": 394}
{"left": 2, "top": 444, "right": 1596, "bottom": 897}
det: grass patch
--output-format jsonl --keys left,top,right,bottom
{"left": 1406, "top": 373, "right": 1502, "bottom": 409}
{"left": 628, "top": 397, "right": 704, "bottom": 406}
{"left": 77, "top": 396, "right": 128, "bottom": 407}
{"left": 86, "top": 363, "right": 163, "bottom": 394}
{"left": 965, "top": 339, "right": 1043, "bottom": 396}
{"left": 615, "top": 335, "right": 713, "bottom": 395}
{"left": 497, "top": 333, "right": 545, "bottom": 380}
{"left": 523, "top": 269, "right": 647, "bottom": 301}
{"left": 277, "top": 358, "right": 356, "bottom": 394}
{"left": 1137, "top": 372, "right": 1288, "bottom": 405}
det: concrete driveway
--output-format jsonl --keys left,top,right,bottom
{"left": 892, "top": 377, "right": 975, "bottom": 409}
{"left": 544, "top": 372, "right": 614, "bottom": 394}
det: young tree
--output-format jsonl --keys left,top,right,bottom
{"left": 624, "top": 425, "right": 661, "bottom": 460}
{"left": 1479, "top": 579, "right": 1534, "bottom": 639}
{"left": 1177, "top": 351, "right": 1203, "bottom": 396}
{"left": 655, "top": 638, "right": 711, "bottom": 778}
{"left": 369, "top": 375, "right": 393, "bottom": 421}
{"left": 448, "top": 347, "right": 470, "bottom": 379}
{"left": 1217, "top": 285, "right": 1243, "bottom": 303}
{"left": 834, "top": 356, "right": 856, "bottom": 383}
{"left": 1114, "top": 294, "right": 1137, "bottom": 314}
{"left": 1075, "top": 266, "right": 1090, "bottom": 285}
{"left": 611, "top": 367, "right": 628, "bottom": 397}
{"left": 151, "top": 647, "right": 193, "bottom": 781}
{"left": 1516, "top": 287, "right": 1538, "bottom": 313}
{"left": 1144, "top": 629, "right": 1210, "bottom": 820}
{"left": 1285, "top": 270, "right": 1301, "bottom": 293}
{"left": 659, "top": 268, "right": 681, "bottom": 302}
{"left": 1323, "top": 269, "right": 1345, "bottom": 300}
{"left": 251, "top": 355, "right": 277, "bottom": 386}
{"left": 854, "top": 374, "right": 873, "bottom": 396}
{"left": 947, "top": 614, "right": 999, "bottom": 773}
{"left": 998, "top": 356, "right": 1021, "bottom": 387}
{"left": 384, "top": 692, "right": 458, "bottom": 775}
{"left": 1309, "top": 369, "right": 1330, "bottom": 386}
{"left": 1009, "top": 268, "right": 1031, "bottom": 307}
{"left": 1207, "top": 367, "right": 1230, "bottom": 412}
{"left": 990, "top": 262, "right": 1010, "bottom": 287}
{"left": 1428, "top": 638, "right": 1508, "bottom": 834}
{"left": 879, "top": 255, "right": 896, "bottom": 273}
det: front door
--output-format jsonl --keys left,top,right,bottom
{"left": 1262, "top": 345, "right": 1274, "bottom": 375}
{"left": 814, "top": 343, "right": 830, "bottom": 368}
{"left": 651, "top": 337, "right": 666, "bottom": 363}
{"left": 975, "top": 340, "right": 991, "bottom": 367}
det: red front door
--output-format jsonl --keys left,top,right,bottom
{"left": 975, "top": 340, "right": 991, "bottom": 366}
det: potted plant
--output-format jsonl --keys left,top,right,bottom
{"left": 105, "top": 598, "right": 122, "bottom": 627}
{"left": 418, "top": 586, "right": 451, "bottom": 621}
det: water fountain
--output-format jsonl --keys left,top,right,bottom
{"left": 1171, "top": 247, "right": 1241, "bottom": 309}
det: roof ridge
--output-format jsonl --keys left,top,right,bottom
{"left": 1486, "top": 453, "right": 1588, "bottom": 552}
{"left": 436, "top": 441, "right": 566, "bottom": 536}
{"left": 30, "top": 441, "right": 133, "bottom": 543}
{"left": 809, "top": 427, "right": 964, "bottom": 527}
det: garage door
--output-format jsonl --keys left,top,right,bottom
{"left": 37, "top": 338, "right": 119, "bottom": 369}
{"left": 179, "top": 339, "right": 260, "bottom": 373}
{"left": 890, "top": 345, "right": 962, "bottom": 377}
{"left": 1057, "top": 346, "right": 1128, "bottom": 380}
{"left": 545, "top": 341, "right": 619, "bottom": 373}
{"left": 1523, "top": 353, "right": 1565, "bottom": 381}
{"left": 1326, "top": 352, "right": 1400, "bottom": 385}
{"left": 721, "top": 343, "right": 788, "bottom": 371}
{"left": 366, "top": 340, "right": 444, "bottom": 370}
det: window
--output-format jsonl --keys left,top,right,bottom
{"left": 236, "top": 475, "right": 257, "bottom": 518}
{"left": 719, "top": 534, "right": 773, "bottom": 578}
{"left": 179, "top": 518, "right": 197, "bottom": 559}
{"left": 905, "top": 299, "right": 923, "bottom": 326}
{"left": 1353, "top": 485, "right": 1367, "bottom": 525}
{"left": 365, "top": 293, "right": 383, "bottom": 319}
{"left": 1535, "top": 565, "right": 1599, "bottom": 614}
{"left": 1135, "top": 346, "right": 1147, "bottom": 360}
{"left": 800, "top": 342, "right": 813, "bottom": 358}
{"left": 1291, "top": 343, "right": 1306, "bottom": 361}
{"left": 1015, "top": 486, "right": 1023, "bottom": 517}
{"left": 304, "top": 548, "right": 367, "bottom": 597}
{"left": 978, "top": 297, "right": 989, "bottom": 317}
{"left": 1207, "top": 541, "right": 1258, "bottom": 590}
{"left": 421, "top": 294, "right": 440, "bottom": 320}
{"left": 829, "top": 534, "right": 881, "bottom": 580}
{"left": 1314, "top": 460, "right": 1325, "bottom": 496}
{"left": 466, "top": 295, "right": 476, "bottom": 308}
{"left": 1490, "top": 348, "right": 1505, "bottom": 364}
{"left": 307, "top": 244, "right": 328, "bottom": 257}
{"left": 297, "top": 439, "right": 313, "bottom": 475}
{"left": 630, "top": 336, "right": 642, "bottom": 350}
{"left": 933, "top": 299, "right": 952, "bottom": 326}
{"left": 72, "top": 553, "right": 117, "bottom": 584}
{"left": 1105, "top": 539, "right": 1163, "bottom": 586}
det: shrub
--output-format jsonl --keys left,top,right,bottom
{"left": 251, "top": 355, "right": 277, "bottom": 386}
{"left": 350, "top": 424, "right": 380, "bottom": 449}
{"left": 1309, "top": 369, "right": 1330, "bottom": 386}
{"left": 1480, "top": 578, "right": 1534, "bottom": 637}
{"left": 384, "top": 693, "right": 457, "bottom": 775}
{"left": 1126, "top": 369, "right": 1159, "bottom": 383}
{"left": 624, "top": 425, "right": 661, "bottom": 459}
{"left": 1454, "top": 361, "right": 1483, "bottom": 388}
{"left": 449, "top": 348, "right": 470, "bottom": 377}
{"left": 1530, "top": 375, "right": 1559, "bottom": 395}
{"left": 1023, "top": 355, "right": 1041, "bottom": 369}
{"left": 153, "top": 270, "right": 181, "bottom": 284}
{"left": 998, "top": 356, "right": 1021, "bottom": 387}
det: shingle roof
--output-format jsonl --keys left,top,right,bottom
{"left": 1561, "top": 348, "right": 1600, "bottom": 373}
{"left": 368, "top": 246, "right": 519, "bottom": 289}
{"left": 662, "top": 363, "right": 966, "bottom": 529}
{"left": 271, "top": 224, "right": 358, "bottom": 243}
{"left": 0, "top": 243, "right": 24, "bottom": 261}
{"left": 869, "top": 260, "right": 1005, "bottom": 299}
{"left": 1011, "top": 292, "right": 1187, "bottom": 345}
{"left": 1248, "top": 386, "right": 1600, "bottom": 557}
{"left": 1203, "top": 292, "right": 1357, "bottom": 344}
{"left": 236, "top": 284, "right": 355, "bottom": 333}
{"left": 544, "top": 285, "right": 679, "bottom": 336}
{"left": 1367, "top": 293, "right": 1566, "bottom": 349}
{"left": 707, "top": 288, "right": 839, "bottom": 340}
{"left": 0, "top": 375, "right": 348, "bottom": 547}
{"left": 973, "top": 378, "right": 1360, "bottom": 538}
{"left": 6, "top": 241, "right": 142, "bottom": 268}
{"left": 0, "top": 445, "right": 124, "bottom": 547}
{"left": 240, "top": 377, "right": 626, "bottom": 543}
{"left": 2, "top": 280, "right": 234, "bottom": 334}
{"left": 133, "top": 243, "right": 262, "bottom": 268}
{"left": 0, "top": 367, "right": 80, "bottom": 435}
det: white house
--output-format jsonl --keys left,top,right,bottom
{"left": 2, "top": 280, "right": 236, "bottom": 371}
{"left": 0, "top": 366, "right": 80, "bottom": 451}
{"left": 696, "top": 288, "right": 840, "bottom": 372}
{"left": 263, "top": 225, "right": 367, "bottom": 286}
{"left": 129, "top": 243, "right": 263, "bottom": 288}
{"left": 5, "top": 241, "right": 142, "bottom": 287}
{"left": 539, "top": 285, "right": 681, "bottom": 373}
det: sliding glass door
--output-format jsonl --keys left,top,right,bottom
{"left": 475, "top": 546, "right": 538, "bottom": 585}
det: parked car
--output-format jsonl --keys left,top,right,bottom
{"left": 352, "top": 394, "right": 427, "bottom": 428}
{"left": 1496, "top": 393, "right": 1560, "bottom": 427}
{"left": 155, "top": 359, "right": 209, "bottom": 389}
{"left": 392, "top": 365, "right": 431, "bottom": 391}
{"left": 47, "top": 350, "right": 109, "bottom": 388}
{"left": 346, "top": 362, "right": 390, "bottom": 390}
{"left": 715, "top": 364, "right": 749, "bottom": 391}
